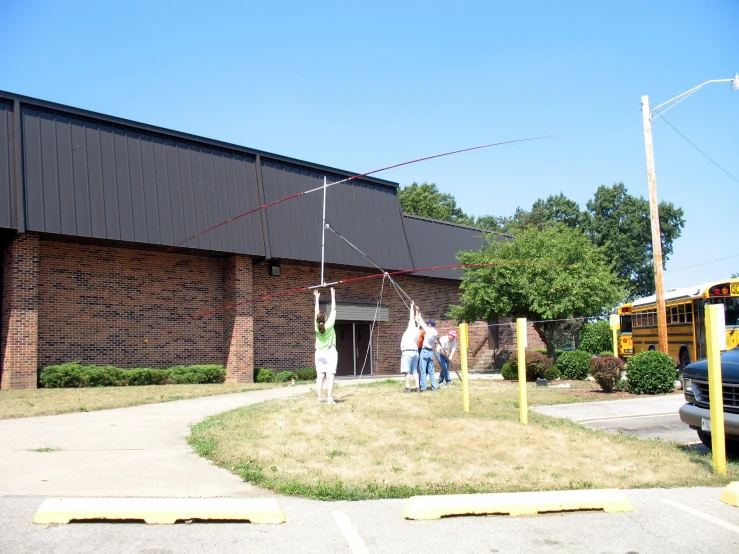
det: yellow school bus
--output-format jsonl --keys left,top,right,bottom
{"left": 616, "top": 302, "right": 633, "bottom": 358}
{"left": 627, "top": 277, "right": 739, "bottom": 370}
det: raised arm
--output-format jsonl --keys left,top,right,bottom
{"left": 408, "top": 301, "right": 415, "bottom": 326}
{"left": 313, "top": 289, "right": 320, "bottom": 317}
{"left": 326, "top": 287, "right": 337, "bottom": 327}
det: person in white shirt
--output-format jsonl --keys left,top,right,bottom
{"left": 436, "top": 330, "right": 458, "bottom": 387}
{"left": 418, "top": 317, "right": 439, "bottom": 391}
{"left": 400, "top": 302, "right": 421, "bottom": 393}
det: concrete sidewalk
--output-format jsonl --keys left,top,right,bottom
{"left": 532, "top": 393, "right": 699, "bottom": 443}
{"left": 0, "top": 383, "right": 324, "bottom": 497}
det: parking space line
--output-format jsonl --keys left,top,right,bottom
{"left": 332, "top": 511, "right": 369, "bottom": 554}
{"left": 661, "top": 499, "right": 739, "bottom": 534}
{"left": 579, "top": 413, "right": 678, "bottom": 424}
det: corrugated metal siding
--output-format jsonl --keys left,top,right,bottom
{"left": 0, "top": 101, "right": 13, "bottom": 229}
{"left": 403, "top": 216, "right": 492, "bottom": 279}
{"left": 320, "top": 301, "right": 389, "bottom": 322}
{"left": 21, "top": 107, "right": 265, "bottom": 255}
{"left": 261, "top": 158, "right": 413, "bottom": 270}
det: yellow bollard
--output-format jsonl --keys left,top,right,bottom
{"left": 610, "top": 314, "right": 620, "bottom": 357}
{"left": 705, "top": 304, "right": 727, "bottom": 475}
{"left": 516, "top": 318, "right": 528, "bottom": 425}
{"left": 459, "top": 323, "right": 469, "bottom": 413}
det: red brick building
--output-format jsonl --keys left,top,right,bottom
{"left": 0, "top": 91, "right": 521, "bottom": 390}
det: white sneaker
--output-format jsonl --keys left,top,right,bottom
{"left": 326, "top": 398, "right": 337, "bottom": 405}
{"left": 318, "top": 398, "right": 324, "bottom": 403}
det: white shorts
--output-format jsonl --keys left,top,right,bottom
{"left": 401, "top": 350, "right": 419, "bottom": 374}
{"left": 315, "top": 347, "right": 338, "bottom": 375}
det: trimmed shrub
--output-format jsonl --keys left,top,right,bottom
{"left": 501, "top": 362, "right": 515, "bottom": 380}
{"left": 579, "top": 320, "right": 612, "bottom": 355}
{"left": 39, "top": 363, "right": 89, "bottom": 388}
{"left": 126, "top": 368, "right": 170, "bottom": 386}
{"left": 556, "top": 350, "right": 591, "bottom": 380}
{"left": 295, "top": 367, "right": 317, "bottom": 381}
{"left": 39, "top": 364, "right": 226, "bottom": 388}
{"left": 545, "top": 365, "right": 561, "bottom": 381}
{"left": 599, "top": 351, "right": 615, "bottom": 358}
{"left": 507, "top": 351, "right": 553, "bottom": 382}
{"left": 275, "top": 370, "right": 294, "bottom": 383}
{"left": 590, "top": 356, "right": 624, "bottom": 392}
{"left": 626, "top": 350, "right": 676, "bottom": 394}
{"left": 255, "top": 368, "right": 276, "bottom": 383}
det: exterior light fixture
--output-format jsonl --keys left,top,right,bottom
{"left": 269, "top": 263, "right": 281, "bottom": 277}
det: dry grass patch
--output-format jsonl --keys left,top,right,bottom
{"left": 190, "top": 379, "right": 737, "bottom": 500}
{"left": 0, "top": 382, "right": 280, "bottom": 419}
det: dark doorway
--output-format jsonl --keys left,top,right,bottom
{"left": 334, "top": 322, "right": 372, "bottom": 377}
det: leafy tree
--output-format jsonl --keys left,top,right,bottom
{"left": 732, "top": 272, "right": 739, "bottom": 278}
{"left": 579, "top": 320, "right": 613, "bottom": 354}
{"left": 506, "top": 193, "right": 589, "bottom": 232}
{"left": 449, "top": 224, "right": 625, "bottom": 358}
{"left": 399, "top": 182, "right": 474, "bottom": 225}
{"left": 586, "top": 183, "right": 684, "bottom": 299}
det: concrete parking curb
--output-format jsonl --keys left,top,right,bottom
{"left": 33, "top": 497, "right": 287, "bottom": 525}
{"left": 720, "top": 482, "right": 739, "bottom": 507}
{"left": 402, "top": 489, "right": 634, "bottom": 520}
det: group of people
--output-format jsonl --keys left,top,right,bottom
{"left": 312, "top": 288, "right": 458, "bottom": 403}
{"left": 400, "top": 301, "right": 457, "bottom": 393}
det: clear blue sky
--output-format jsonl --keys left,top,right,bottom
{"left": 2, "top": 0, "right": 737, "bottom": 290}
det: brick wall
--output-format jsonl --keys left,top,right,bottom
{"left": 1, "top": 234, "right": 530, "bottom": 389}
{"left": 251, "top": 263, "right": 492, "bottom": 375}
{"left": 37, "top": 239, "right": 227, "bottom": 369}
{"left": 1, "top": 233, "right": 40, "bottom": 390}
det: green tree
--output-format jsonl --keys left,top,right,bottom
{"left": 586, "top": 183, "right": 685, "bottom": 299}
{"left": 399, "top": 182, "right": 475, "bottom": 225}
{"left": 449, "top": 225, "right": 625, "bottom": 358}
{"left": 507, "top": 193, "right": 589, "bottom": 232}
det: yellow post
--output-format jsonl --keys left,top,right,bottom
{"left": 705, "top": 304, "right": 727, "bottom": 474}
{"left": 459, "top": 322, "right": 469, "bottom": 413}
{"left": 610, "top": 314, "right": 620, "bottom": 357}
{"left": 516, "top": 318, "right": 528, "bottom": 425}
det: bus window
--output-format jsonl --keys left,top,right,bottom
{"left": 620, "top": 314, "right": 632, "bottom": 333}
{"left": 670, "top": 306, "right": 678, "bottom": 323}
{"left": 678, "top": 304, "right": 685, "bottom": 323}
{"left": 686, "top": 303, "right": 693, "bottom": 323}
{"left": 725, "top": 298, "right": 739, "bottom": 327}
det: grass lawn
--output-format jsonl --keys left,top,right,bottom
{"left": 0, "top": 382, "right": 285, "bottom": 419}
{"left": 189, "top": 379, "right": 738, "bottom": 500}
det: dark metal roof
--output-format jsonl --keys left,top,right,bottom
{"left": 0, "top": 101, "right": 13, "bottom": 229}
{"left": 403, "top": 215, "right": 506, "bottom": 279}
{"left": 0, "top": 90, "right": 498, "bottom": 280}
{"left": 261, "top": 159, "right": 412, "bottom": 270}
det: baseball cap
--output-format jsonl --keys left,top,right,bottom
{"left": 449, "top": 330, "right": 458, "bottom": 338}
{"left": 427, "top": 319, "right": 436, "bottom": 326}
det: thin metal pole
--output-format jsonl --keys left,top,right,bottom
{"left": 641, "top": 95, "right": 668, "bottom": 354}
{"left": 320, "top": 175, "right": 327, "bottom": 286}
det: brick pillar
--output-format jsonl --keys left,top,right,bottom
{"left": 222, "top": 256, "right": 254, "bottom": 382}
{"left": 1, "top": 233, "right": 40, "bottom": 390}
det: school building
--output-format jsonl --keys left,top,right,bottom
{"left": 0, "top": 91, "right": 537, "bottom": 389}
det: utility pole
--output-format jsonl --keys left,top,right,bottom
{"left": 640, "top": 95, "right": 668, "bottom": 354}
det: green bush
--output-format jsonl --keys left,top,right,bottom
{"left": 255, "top": 368, "right": 276, "bottom": 383}
{"left": 39, "top": 364, "right": 226, "bottom": 388}
{"left": 626, "top": 350, "right": 676, "bottom": 394}
{"left": 545, "top": 366, "right": 561, "bottom": 381}
{"left": 39, "top": 363, "right": 89, "bottom": 388}
{"left": 501, "top": 362, "right": 515, "bottom": 380}
{"left": 579, "top": 320, "right": 613, "bottom": 355}
{"left": 556, "top": 350, "right": 591, "bottom": 380}
{"left": 506, "top": 351, "right": 553, "bottom": 382}
{"left": 533, "top": 348, "right": 564, "bottom": 360}
{"left": 275, "top": 370, "right": 294, "bottom": 383}
{"left": 590, "top": 356, "right": 624, "bottom": 392}
{"left": 599, "top": 351, "right": 615, "bottom": 358}
{"left": 295, "top": 367, "right": 317, "bottom": 381}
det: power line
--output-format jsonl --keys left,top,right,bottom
{"left": 657, "top": 114, "right": 739, "bottom": 184}
{"left": 667, "top": 252, "right": 739, "bottom": 272}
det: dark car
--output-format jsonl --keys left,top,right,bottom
{"left": 679, "top": 346, "right": 739, "bottom": 454}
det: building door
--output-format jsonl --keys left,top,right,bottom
{"left": 334, "top": 322, "right": 372, "bottom": 377}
